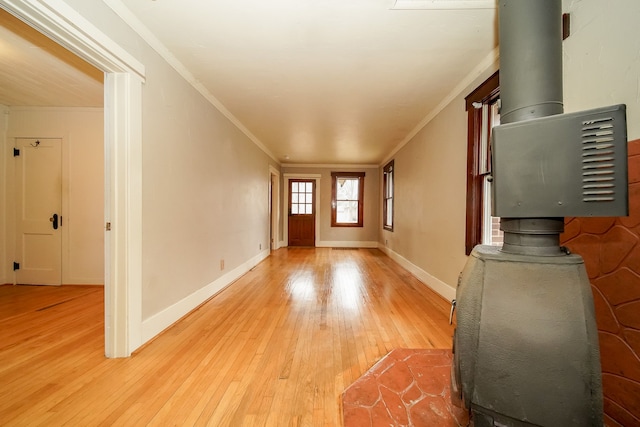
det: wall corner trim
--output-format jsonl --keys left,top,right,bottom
{"left": 379, "top": 245, "right": 456, "bottom": 301}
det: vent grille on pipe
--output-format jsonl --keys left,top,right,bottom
{"left": 582, "top": 116, "right": 616, "bottom": 202}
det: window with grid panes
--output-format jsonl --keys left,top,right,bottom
{"left": 290, "top": 180, "right": 314, "bottom": 215}
{"left": 331, "top": 172, "right": 364, "bottom": 227}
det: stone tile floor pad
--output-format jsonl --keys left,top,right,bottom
{"left": 342, "top": 348, "right": 469, "bottom": 426}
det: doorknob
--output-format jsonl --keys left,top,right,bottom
{"left": 50, "top": 213, "right": 59, "bottom": 230}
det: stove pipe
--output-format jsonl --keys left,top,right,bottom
{"left": 499, "top": 0, "right": 564, "bottom": 255}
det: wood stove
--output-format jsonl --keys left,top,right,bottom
{"left": 450, "top": 1, "right": 628, "bottom": 425}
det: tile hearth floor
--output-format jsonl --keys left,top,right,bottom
{"left": 342, "top": 348, "right": 469, "bottom": 427}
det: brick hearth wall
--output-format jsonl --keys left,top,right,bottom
{"left": 560, "top": 139, "right": 640, "bottom": 426}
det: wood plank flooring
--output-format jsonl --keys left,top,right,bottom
{"left": 0, "top": 248, "right": 454, "bottom": 426}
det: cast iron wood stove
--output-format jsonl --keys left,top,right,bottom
{"left": 450, "top": 1, "right": 628, "bottom": 426}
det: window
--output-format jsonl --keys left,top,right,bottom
{"left": 331, "top": 172, "right": 365, "bottom": 227}
{"left": 290, "top": 180, "right": 314, "bottom": 215}
{"left": 383, "top": 160, "right": 394, "bottom": 231}
{"left": 465, "top": 71, "right": 503, "bottom": 255}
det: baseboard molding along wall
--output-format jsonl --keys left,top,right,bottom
{"left": 142, "top": 243, "right": 456, "bottom": 344}
{"left": 378, "top": 245, "right": 457, "bottom": 302}
{"left": 316, "top": 240, "right": 379, "bottom": 248}
{"left": 141, "top": 249, "right": 270, "bottom": 344}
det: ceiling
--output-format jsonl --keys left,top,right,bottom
{"left": 0, "top": 8, "right": 103, "bottom": 107}
{"left": 0, "top": 0, "right": 498, "bottom": 165}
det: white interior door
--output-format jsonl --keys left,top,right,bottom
{"left": 14, "top": 138, "right": 62, "bottom": 285}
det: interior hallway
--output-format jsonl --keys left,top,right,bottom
{"left": 0, "top": 248, "right": 453, "bottom": 426}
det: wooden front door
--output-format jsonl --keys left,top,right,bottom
{"left": 288, "top": 179, "right": 315, "bottom": 247}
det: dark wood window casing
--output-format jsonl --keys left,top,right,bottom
{"left": 383, "top": 160, "right": 394, "bottom": 231}
{"left": 465, "top": 71, "right": 499, "bottom": 255}
{"left": 331, "top": 172, "right": 365, "bottom": 227}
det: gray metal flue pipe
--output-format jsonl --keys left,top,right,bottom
{"left": 498, "top": 0, "right": 565, "bottom": 256}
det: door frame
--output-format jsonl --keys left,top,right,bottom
{"left": 0, "top": 0, "right": 146, "bottom": 357}
{"left": 269, "top": 165, "right": 280, "bottom": 251}
{"left": 283, "top": 173, "right": 320, "bottom": 247}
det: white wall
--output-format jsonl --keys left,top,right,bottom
{"left": 55, "top": 0, "right": 279, "bottom": 330}
{"left": 563, "top": 0, "right": 640, "bottom": 140}
{"left": 281, "top": 166, "right": 379, "bottom": 247}
{"left": 3, "top": 107, "right": 104, "bottom": 285}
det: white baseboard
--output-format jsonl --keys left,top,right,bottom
{"left": 316, "top": 240, "right": 379, "bottom": 248}
{"left": 141, "top": 249, "right": 270, "bottom": 344}
{"left": 378, "top": 245, "right": 456, "bottom": 302}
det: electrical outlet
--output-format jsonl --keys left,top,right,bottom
{"left": 385, "top": 239, "right": 388, "bottom": 246}
{"left": 220, "top": 259, "right": 224, "bottom": 270}
{"left": 259, "top": 243, "right": 262, "bottom": 250}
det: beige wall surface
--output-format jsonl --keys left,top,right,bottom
{"left": 282, "top": 166, "right": 379, "bottom": 246}
{"left": 380, "top": 64, "right": 498, "bottom": 292}
{"left": 0, "top": 105, "right": 8, "bottom": 284}
{"left": 562, "top": 0, "right": 640, "bottom": 140}
{"left": 3, "top": 107, "right": 104, "bottom": 285}
{"left": 559, "top": 1, "right": 640, "bottom": 260}
{"left": 60, "top": 0, "right": 279, "bottom": 320}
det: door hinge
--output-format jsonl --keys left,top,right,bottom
{"left": 13, "top": 262, "right": 20, "bottom": 271}
{"left": 105, "top": 222, "right": 111, "bottom": 231}
{"left": 13, "top": 148, "right": 20, "bottom": 157}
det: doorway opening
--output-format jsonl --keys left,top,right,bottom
{"left": 0, "top": 0, "right": 145, "bottom": 357}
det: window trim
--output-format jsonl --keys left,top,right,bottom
{"left": 331, "top": 171, "right": 365, "bottom": 227}
{"left": 383, "top": 160, "right": 394, "bottom": 231}
{"left": 465, "top": 71, "right": 499, "bottom": 255}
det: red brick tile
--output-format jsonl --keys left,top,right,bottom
{"left": 413, "top": 365, "right": 450, "bottom": 396}
{"left": 450, "top": 400, "right": 471, "bottom": 426}
{"left": 629, "top": 152, "right": 640, "bottom": 184}
{"left": 405, "top": 349, "right": 452, "bottom": 368}
{"left": 409, "top": 395, "right": 457, "bottom": 426}
{"left": 602, "top": 373, "right": 640, "bottom": 421}
{"left": 342, "top": 406, "right": 372, "bottom": 427}
{"left": 565, "top": 234, "right": 602, "bottom": 278}
{"left": 343, "top": 374, "right": 380, "bottom": 407}
{"left": 370, "top": 400, "right": 395, "bottom": 426}
{"left": 616, "top": 301, "right": 640, "bottom": 329}
{"left": 401, "top": 382, "right": 424, "bottom": 406}
{"left": 628, "top": 139, "right": 640, "bottom": 157}
{"left": 620, "top": 183, "right": 640, "bottom": 229}
{"left": 343, "top": 349, "right": 460, "bottom": 427}
{"left": 379, "top": 385, "right": 409, "bottom": 425}
{"left": 592, "top": 285, "right": 621, "bottom": 334}
{"left": 594, "top": 268, "right": 640, "bottom": 306}
{"left": 599, "top": 332, "right": 640, "bottom": 382}
{"left": 625, "top": 244, "right": 640, "bottom": 275}
{"left": 561, "top": 217, "right": 581, "bottom": 242}
{"left": 601, "top": 227, "right": 639, "bottom": 274}
{"left": 377, "top": 360, "right": 414, "bottom": 393}
{"left": 623, "top": 328, "right": 640, "bottom": 357}
{"left": 582, "top": 217, "right": 617, "bottom": 235}
{"left": 603, "top": 398, "right": 636, "bottom": 427}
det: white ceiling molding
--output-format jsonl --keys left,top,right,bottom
{"left": 102, "top": 0, "right": 279, "bottom": 164}
{"left": 380, "top": 46, "right": 499, "bottom": 166}
{"left": 0, "top": 0, "right": 145, "bottom": 80}
{"left": 392, "top": 0, "right": 496, "bottom": 10}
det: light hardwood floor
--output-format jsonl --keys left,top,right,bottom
{"left": 0, "top": 248, "right": 454, "bottom": 426}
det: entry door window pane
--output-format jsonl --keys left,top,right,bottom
{"left": 290, "top": 180, "right": 314, "bottom": 216}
